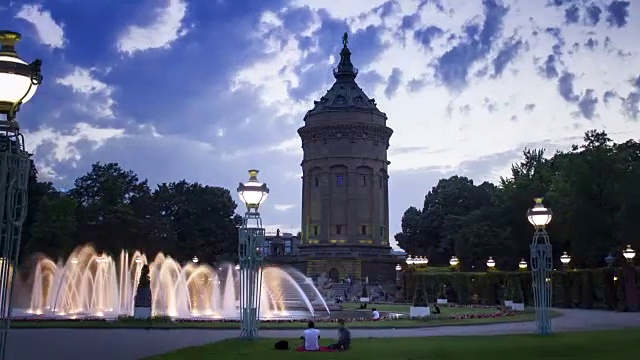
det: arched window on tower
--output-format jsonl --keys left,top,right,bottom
{"left": 314, "top": 176, "right": 319, "bottom": 187}
{"left": 361, "top": 175, "right": 367, "bottom": 186}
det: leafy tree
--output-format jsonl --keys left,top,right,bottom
{"left": 25, "top": 194, "right": 77, "bottom": 260}
{"left": 396, "top": 130, "right": 640, "bottom": 270}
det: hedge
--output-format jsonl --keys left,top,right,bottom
{"left": 402, "top": 266, "right": 640, "bottom": 311}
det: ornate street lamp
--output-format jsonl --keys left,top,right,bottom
{"left": 519, "top": 258, "right": 528, "bottom": 270}
{"left": 486, "top": 256, "right": 496, "bottom": 269}
{"left": 605, "top": 253, "right": 615, "bottom": 267}
{"left": 0, "top": 30, "right": 43, "bottom": 359}
{"left": 405, "top": 255, "right": 414, "bottom": 265}
{"left": 449, "top": 256, "right": 459, "bottom": 267}
{"left": 395, "top": 264, "right": 401, "bottom": 272}
{"left": 560, "top": 252, "right": 571, "bottom": 269}
{"left": 622, "top": 245, "right": 636, "bottom": 263}
{"left": 527, "top": 197, "right": 553, "bottom": 335}
{"left": 237, "top": 169, "right": 269, "bottom": 340}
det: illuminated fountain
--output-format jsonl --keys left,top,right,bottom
{"left": 22, "top": 245, "right": 329, "bottom": 320}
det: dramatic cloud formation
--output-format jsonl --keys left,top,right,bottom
{"left": 3, "top": 0, "right": 640, "bottom": 246}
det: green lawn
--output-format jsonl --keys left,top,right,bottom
{"left": 10, "top": 311, "right": 544, "bottom": 329}
{"left": 340, "top": 303, "right": 497, "bottom": 315}
{"left": 146, "top": 328, "right": 640, "bottom": 360}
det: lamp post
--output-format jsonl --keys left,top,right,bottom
{"left": 527, "top": 197, "right": 553, "bottom": 335}
{"left": 237, "top": 169, "right": 269, "bottom": 340}
{"left": 0, "top": 30, "right": 43, "bottom": 360}
{"left": 622, "top": 245, "right": 636, "bottom": 263}
{"left": 518, "top": 258, "right": 528, "bottom": 270}
{"left": 605, "top": 253, "right": 615, "bottom": 267}
{"left": 560, "top": 252, "right": 571, "bottom": 269}
{"left": 449, "top": 256, "right": 459, "bottom": 268}
{"left": 486, "top": 257, "right": 496, "bottom": 270}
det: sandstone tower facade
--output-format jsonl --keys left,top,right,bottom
{"left": 296, "top": 34, "right": 395, "bottom": 282}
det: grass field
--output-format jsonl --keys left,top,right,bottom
{"left": 340, "top": 303, "right": 496, "bottom": 315}
{"left": 146, "top": 328, "right": 640, "bottom": 360}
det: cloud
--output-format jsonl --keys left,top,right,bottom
{"left": 274, "top": 204, "right": 297, "bottom": 211}
{"left": 10, "top": 0, "right": 640, "bottom": 246}
{"left": 116, "top": 0, "right": 190, "bottom": 56}
{"left": 15, "top": 4, "right": 66, "bottom": 49}
{"left": 55, "top": 67, "right": 116, "bottom": 119}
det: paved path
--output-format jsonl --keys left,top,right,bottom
{"left": 6, "top": 309, "right": 640, "bottom": 360}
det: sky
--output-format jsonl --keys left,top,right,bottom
{"left": 2, "top": 0, "right": 639, "bottom": 249}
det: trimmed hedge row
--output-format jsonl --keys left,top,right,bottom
{"left": 403, "top": 266, "right": 640, "bottom": 311}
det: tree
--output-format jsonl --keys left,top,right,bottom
{"left": 397, "top": 130, "right": 640, "bottom": 270}
{"left": 25, "top": 194, "right": 77, "bottom": 260}
{"left": 69, "top": 162, "right": 153, "bottom": 255}
{"left": 153, "top": 181, "right": 240, "bottom": 263}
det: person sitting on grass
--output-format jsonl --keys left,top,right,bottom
{"left": 329, "top": 319, "right": 351, "bottom": 350}
{"left": 300, "top": 321, "right": 321, "bottom": 351}
{"left": 371, "top": 308, "right": 380, "bottom": 321}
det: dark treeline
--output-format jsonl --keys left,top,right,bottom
{"left": 395, "top": 130, "right": 640, "bottom": 271}
{"left": 21, "top": 162, "right": 242, "bottom": 265}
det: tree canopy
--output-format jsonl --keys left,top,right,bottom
{"left": 395, "top": 130, "right": 640, "bottom": 271}
{"left": 20, "top": 162, "right": 241, "bottom": 263}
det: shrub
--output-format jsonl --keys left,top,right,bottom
{"left": 412, "top": 287, "right": 428, "bottom": 307}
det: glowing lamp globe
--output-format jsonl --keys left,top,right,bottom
{"left": 234, "top": 264, "right": 240, "bottom": 270}
{"left": 0, "top": 31, "right": 43, "bottom": 117}
{"left": 417, "top": 256, "right": 429, "bottom": 265}
{"left": 527, "top": 197, "right": 553, "bottom": 228}
{"left": 135, "top": 257, "right": 143, "bottom": 264}
{"left": 395, "top": 264, "right": 401, "bottom": 271}
{"left": 486, "top": 256, "right": 496, "bottom": 268}
{"left": 70, "top": 258, "right": 79, "bottom": 265}
{"left": 192, "top": 256, "right": 199, "bottom": 264}
{"left": 237, "top": 169, "right": 269, "bottom": 212}
{"left": 518, "top": 258, "right": 528, "bottom": 269}
{"left": 449, "top": 256, "right": 459, "bottom": 267}
{"left": 405, "top": 255, "right": 414, "bottom": 265}
{"left": 623, "top": 245, "right": 636, "bottom": 261}
{"left": 560, "top": 252, "right": 571, "bottom": 265}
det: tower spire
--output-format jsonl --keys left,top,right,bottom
{"left": 333, "top": 32, "right": 358, "bottom": 81}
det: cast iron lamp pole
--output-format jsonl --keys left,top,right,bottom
{"left": 527, "top": 197, "right": 553, "bottom": 335}
{"left": 237, "top": 169, "right": 269, "bottom": 340}
{"left": 0, "top": 30, "right": 42, "bottom": 359}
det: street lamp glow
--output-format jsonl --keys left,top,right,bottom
{"left": 135, "top": 257, "right": 143, "bottom": 264}
{"left": 234, "top": 264, "right": 240, "bottom": 270}
{"left": 70, "top": 258, "right": 79, "bottom": 265}
{"left": 96, "top": 255, "right": 108, "bottom": 264}
{"left": 486, "top": 257, "right": 496, "bottom": 268}
{"left": 560, "top": 252, "right": 571, "bottom": 265}
{"left": 449, "top": 256, "right": 459, "bottom": 267}
{"left": 405, "top": 255, "right": 414, "bottom": 265}
{"left": 622, "top": 245, "right": 636, "bottom": 262}
{"left": 237, "top": 169, "right": 269, "bottom": 212}
{"left": 527, "top": 197, "right": 553, "bottom": 228}
{"left": 395, "top": 264, "right": 401, "bottom": 271}
{"left": 0, "top": 31, "right": 42, "bottom": 119}
{"left": 192, "top": 256, "right": 199, "bottom": 264}
{"left": 519, "top": 258, "right": 528, "bottom": 269}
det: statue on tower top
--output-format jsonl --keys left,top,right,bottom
{"left": 342, "top": 32, "right": 348, "bottom": 47}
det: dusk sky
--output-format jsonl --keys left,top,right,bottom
{"left": 2, "top": 0, "right": 639, "bottom": 249}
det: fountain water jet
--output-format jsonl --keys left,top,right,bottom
{"left": 21, "top": 245, "right": 329, "bottom": 320}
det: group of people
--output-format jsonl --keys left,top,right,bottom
{"left": 298, "top": 309, "right": 380, "bottom": 351}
